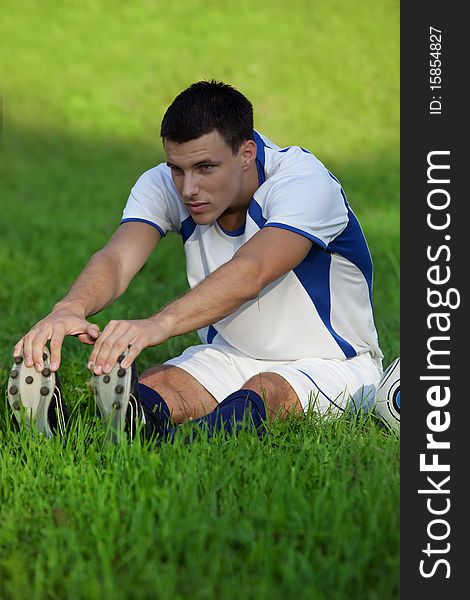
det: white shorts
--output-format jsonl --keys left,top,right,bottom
{"left": 165, "top": 341, "right": 383, "bottom": 415}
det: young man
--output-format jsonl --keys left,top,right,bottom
{"left": 9, "top": 80, "right": 383, "bottom": 441}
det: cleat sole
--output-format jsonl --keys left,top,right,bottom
{"left": 93, "top": 349, "right": 132, "bottom": 442}
{"left": 7, "top": 348, "right": 57, "bottom": 438}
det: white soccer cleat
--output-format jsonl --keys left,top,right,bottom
{"left": 7, "top": 347, "right": 69, "bottom": 438}
{"left": 92, "top": 351, "right": 146, "bottom": 442}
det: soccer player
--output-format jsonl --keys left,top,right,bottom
{"left": 9, "top": 80, "right": 383, "bottom": 441}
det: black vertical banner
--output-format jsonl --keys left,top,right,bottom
{"left": 401, "top": 3, "right": 466, "bottom": 597}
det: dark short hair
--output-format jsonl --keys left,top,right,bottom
{"left": 160, "top": 80, "right": 254, "bottom": 154}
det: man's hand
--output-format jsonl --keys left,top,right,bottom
{"left": 87, "top": 317, "right": 173, "bottom": 374}
{"left": 13, "top": 309, "right": 101, "bottom": 372}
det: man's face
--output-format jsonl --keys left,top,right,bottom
{"left": 164, "top": 131, "right": 256, "bottom": 226}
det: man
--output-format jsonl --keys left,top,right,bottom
{"left": 8, "top": 80, "right": 383, "bottom": 441}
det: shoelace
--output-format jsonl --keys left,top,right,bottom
{"left": 52, "top": 386, "right": 67, "bottom": 436}
{"left": 127, "top": 394, "right": 146, "bottom": 439}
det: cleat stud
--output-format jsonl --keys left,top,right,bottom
{"left": 103, "top": 375, "right": 111, "bottom": 383}
{"left": 13, "top": 400, "right": 21, "bottom": 410}
{"left": 112, "top": 400, "right": 121, "bottom": 410}
{"left": 10, "top": 370, "right": 19, "bottom": 379}
{"left": 9, "top": 385, "right": 18, "bottom": 395}
{"left": 117, "top": 354, "right": 125, "bottom": 363}
{"left": 25, "top": 376, "right": 34, "bottom": 384}
{"left": 14, "top": 356, "right": 23, "bottom": 364}
{"left": 43, "top": 353, "right": 48, "bottom": 361}
{"left": 42, "top": 368, "right": 51, "bottom": 377}
{"left": 117, "top": 368, "right": 126, "bottom": 377}
{"left": 115, "top": 384, "right": 124, "bottom": 394}
{"left": 40, "top": 386, "right": 50, "bottom": 396}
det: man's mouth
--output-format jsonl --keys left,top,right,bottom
{"left": 186, "top": 202, "right": 209, "bottom": 214}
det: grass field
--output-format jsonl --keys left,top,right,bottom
{"left": 0, "top": 1, "right": 400, "bottom": 598}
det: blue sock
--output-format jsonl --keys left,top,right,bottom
{"left": 138, "top": 383, "right": 172, "bottom": 437}
{"left": 161, "top": 389, "right": 267, "bottom": 444}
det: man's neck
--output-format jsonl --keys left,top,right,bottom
{"left": 217, "top": 161, "right": 259, "bottom": 231}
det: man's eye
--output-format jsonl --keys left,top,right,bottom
{"left": 199, "top": 164, "right": 214, "bottom": 171}
{"left": 169, "top": 165, "right": 183, "bottom": 174}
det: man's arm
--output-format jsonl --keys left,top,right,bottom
{"left": 88, "top": 227, "right": 313, "bottom": 373}
{"left": 13, "top": 222, "right": 161, "bottom": 371}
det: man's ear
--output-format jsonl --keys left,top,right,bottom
{"left": 241, "top": 139, "right": 257, "bottom": 169}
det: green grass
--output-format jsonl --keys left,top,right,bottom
{"left": 0, "top": 0, "right": 399, "bottom": 598}
{"left": 0, "top": 410, "right": 399, "bottom": 600}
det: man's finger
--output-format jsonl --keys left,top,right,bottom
{"left": 76, "top": 323, "right": 100, "bottom": 345}
{"left": 13, "top": 339, "right": 24, "bottom": 358}
{"left": 88, "top": 334, "right": 113, "bottom": 373}
{"left": 100, "top": 331, "right": 138, "bottom": 373}
{"left": 77, "top": 333, "right": 97, "bottom": 345}
{"left": 86, "top": 324, "right": 100, "bottom": 339}
{"left": 49, "top": 326, "right": 66, "bottom": 371}
{"left": 93, "top": 337, "right": 127, "bottom": 375}
{"left": 88, "top": 321, "right": 121, "bottom": 373}
{"left": 120, "top": 344, "right": 141, "bottom": 369}
{"left": 26, "top": 329, "right": 50, "bottom": 371}
{"left": 21, "top": 333, "right": 35, "bottom": 367}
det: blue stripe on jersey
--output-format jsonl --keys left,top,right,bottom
{"left": 253, "top": 131, "right": 267, "bottom": 184}
{"left": 328, "top": 170, "right": 341, "bottom": 184}
{"left": 207, "top": 325, "right": 218, "bottom": 343}
{"left": 298, "top": 369, "right": 346, "bottom": 413}
{"left": 279, "top": 146, "right": 312, "bottom": 154}
{"left": 120, "top": 218, "right": 166, "bottom": 238}
{"left": 328, "top": 209, "right": 374, "bottom": 302}
{"left": 264, "top": 222, "right": 327, "bottom": 249}
{"left": 217, "top": 220, "right": 246, "bottom": 236}
{"left": 255, "top": 158, "right": 266, "bottom": 185}
{"left": 293, "top": 246, "right": 357, "bottom": 358}
{"left": 248, "top": 199, "right": 267, "bottom": 228}
{"left": 180, "top": 215, "right": 197, "bottom": 243}
{"left": 325, "top": 176, "right": 374, "bottom": 302}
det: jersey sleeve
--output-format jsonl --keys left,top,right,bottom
{"left": 121, "top": 165, "right": 181, "bottom": 237}
{"left": 262, "top": 168, "right": 349, "bottom": 249}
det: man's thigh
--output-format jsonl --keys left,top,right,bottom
{"left": 162, "top": 343, "right": 251, "bottom": 404}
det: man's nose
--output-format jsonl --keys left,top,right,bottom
{"left": 181, "top": 174, "right": 198, "bottom": 199}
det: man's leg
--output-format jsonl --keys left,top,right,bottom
{"left": 242, "top": 372, "right": 303, "bottom": 420}
{"left": 139, "top": 364, "right": 218, "bottom": 423}
{"left": 157, "top": 372, "right": 303, "bottom": 443}
{"left": 98, "top": 344, "right": 303, "bottom": 441}
{"left": 93, "top": 358, "right": 219, "bottom": 441}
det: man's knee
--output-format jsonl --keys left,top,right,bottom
{"left": 139, "top": 364, "right": 218, "bottom": 422}
{"left": 242, "top": 372, "right": 302, "bottom": 419}
{"left": 242, "top": 372, "right": 279, "bottom": 401}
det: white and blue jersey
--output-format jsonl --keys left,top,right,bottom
{"left": 121, "top": 131, "right": 383, "bottom": 366}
